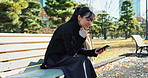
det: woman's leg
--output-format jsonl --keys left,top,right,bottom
{"left": 55, "top": 54, "right": 97, "bottom": 78}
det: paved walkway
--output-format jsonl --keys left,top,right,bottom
{"left": 96, "top": 53, "right": 148, "bottom": 78}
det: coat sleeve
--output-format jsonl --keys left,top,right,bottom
{"left": 62, "top": 26, "right": 97, "bottom": 57}
{"left": 78, "top": 49, "right": 98, "bottom": 57}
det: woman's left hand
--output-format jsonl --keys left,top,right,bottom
{"left": 95, "top": 47, "right": 106, "bottom": 54}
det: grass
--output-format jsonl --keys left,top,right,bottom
{"left": 91, "top": 38, "right": 148, "bottom": 64}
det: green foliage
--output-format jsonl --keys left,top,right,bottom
{"left": 44, "top": 0, "right": 79, "bottom": 26}
{"left": 0, "top": 0, "right": 43, "bottom": 33}
{"left": 0, "top": 12, "right": 19, "bottom": 23}
{"left": 24, "top": 23, "right": 42, "bottom": 33}
{"left": 19, "top": 0, "right": 43, "bottom": 33}
{"left": 15, "top": 0, "right": 28, "bottom": 9}
{"left": 0, "top": 1, "right": 22, "bottom": 33}
{"left": 27, "top": 1, "right": 41, "bottom": 9}
{"left": 0, "top": 1, "right": 12, "bottom": 11}
{"left": 0, "top": 0, "right": 28, "bottom": 14}
{"left": 0, "top": 20, "right": 22, "bottom": 33}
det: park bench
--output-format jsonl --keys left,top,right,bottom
{"left": 0, "top": 33, "right": 93, "bottom": 78}
{"left": 0, "top": 33, "right": 64, "bottom": 78}
{"left": 131, "top": 35, "right": 148, "bottom": 53}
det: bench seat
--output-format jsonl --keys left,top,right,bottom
{"left": 5, "top": 66, "right": 63, "bottom": 78}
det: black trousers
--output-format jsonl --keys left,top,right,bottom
{"left": 41, "top": 54, "right": 97, "bottom": 78}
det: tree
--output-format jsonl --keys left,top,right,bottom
{"left": 0, "top": 0, "right": 25, "bottom": 33}
{"left": 44, "top": 0, "right": 78, "bottom": 26}
{"left": 119, "top": 0, "right": 135, "bottom": 39}
{"left": 0, "top": 0, "right": 43, "bottom": 33}
{"left": 19, "top": 0, "right": 43, "bottom": 33}
{"left": 93, "top": 13, "right": 114, "bottom": 40}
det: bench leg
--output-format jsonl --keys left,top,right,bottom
{"left": 136, "top": 47, "right": 144, "bottom": 54}
{"left": 135, "top": 46, "right": 138, "bottom": 53}
{"left": 139, "top": 47, "right": 144, "bottom": 53}
{"left": 146, "top": 46, "right": 148, "bottom": 53}
{"left": 135, "top": 49, "right": 138, "bottom": 53}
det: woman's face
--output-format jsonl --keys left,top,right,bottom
{"left": 78, "top": 13, "right": 95, "bottom": 30}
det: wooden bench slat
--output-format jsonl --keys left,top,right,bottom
{"left": 0, "top": 50, "right": 46, "bottom": 62}
{"left": 0, "top": 41, "right": 50, "bottom": 45}
{"left": 0, "top": 33, "right": 53, "bottom": 37}
{"left": 0, "top": 37, "right": 51, "bottom": 44}
{"left": 0, "top": 56, "right": 44, "bottom": 72}
{"left": 0, "top": 43, "right": 48, "bottom": 52}
{"left": 0, "top": 67, "right": 27, "bottom": 77}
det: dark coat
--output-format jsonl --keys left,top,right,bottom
{"left": 41, "top": 21, "right": 97, "bottom": 78}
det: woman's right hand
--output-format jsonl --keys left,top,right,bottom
{"left": 79, "top": 27, "right": 87, "bottom": 38}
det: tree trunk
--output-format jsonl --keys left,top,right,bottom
{"left": 125, "top": 22, "right": 129, "bottom": 39}
{"left": 103, "top": 29, "right": 107, "bottom": 40}
{"left": 125, "top": 31, "right": 128, "bottom": 39}
{"left": 128, "top": 30, "right": 131, "bottom": 38}
{"left": 20, "top": 24, "right": 24, "bottom": 33}
{"left": 111, "top": 33, "right": 113, "bottom": 39}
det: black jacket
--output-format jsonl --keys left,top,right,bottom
{"left": 44, "top": 21, "right": 97, "bottom": 63}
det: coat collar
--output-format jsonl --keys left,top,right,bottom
{"left": 71, "top": 21, "right": 81, "bottom": 31}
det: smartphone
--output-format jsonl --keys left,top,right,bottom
{"left": 96, "top": 45, "right": 110, "bottom": 52}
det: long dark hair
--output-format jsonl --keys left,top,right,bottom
{"left": 68, "top": 7, "right": 95, "bottom": 23}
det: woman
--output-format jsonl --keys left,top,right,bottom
{"left": 40, "top": 7, "right": 106, "bottom": 78}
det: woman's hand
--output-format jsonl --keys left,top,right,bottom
{"left": 95, "top": 47, "right": 106, "bottom": 54}
{"left": 79, "top": 27, "right": 87, "bottom": 38}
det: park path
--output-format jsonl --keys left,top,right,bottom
{"left": 96, "top": 53, "right": 148, "bottom": 78}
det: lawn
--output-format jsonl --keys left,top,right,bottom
{"left": 91, "top": 38, "right": 148, "bottom": 63}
